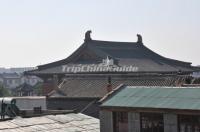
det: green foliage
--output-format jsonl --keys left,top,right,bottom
{"left": 0, "top": 85, "right": 11, "bottom": 97}
{"left": 33, "top": 83, "right": 43, "bottom": 96}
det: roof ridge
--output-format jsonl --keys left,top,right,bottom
{"left": 99, "top": 84, "right": 125, "bottom": 103}
{"left": 89, "top": 39, "right": 138, "bottom": 44}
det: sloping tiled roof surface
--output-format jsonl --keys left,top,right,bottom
{"left": 0, "top": 73, "right": 21, "bottom": 78}
{"left": 57, "top": 75, "right": 185, "bottom": 98}
{"left": 101, "top": 86, "right": 200, "bottom": 110}
{"left": 28, "top": 39, "right": 196, "bottom": 75}
{"left": 86, "top": 40, "right": 191, "bottom": 67}
{"left": 0, "top": 113, "right": 99, "bottom": 132}
{"left": 15, "top": 83, "right": 34, "bottom": 91}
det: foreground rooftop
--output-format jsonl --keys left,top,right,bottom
{"left": 0, "top": 113, "right": 99, "bottom": 132}
{"left": 101, "top": 86, "right": 200, "bottom": 111}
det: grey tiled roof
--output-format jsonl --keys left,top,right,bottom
{"left": 0, "top": 72, "right": 21, "bottom": 78}
{"left": 0, "top": 113, "right": 99, "bottom": 132}
{"left": 14, "top": 83, "right": 34, "bottom": 91}
{"left": 27, "top": 39, "right": 196, "bottom": 75}
{"left": 54, "top": 75, "right": 185, "bottom": 98}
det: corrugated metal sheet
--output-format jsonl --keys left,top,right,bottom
{"left": 0, "top": 113, "right": 99, "bottom": 132}
{"left": 101, "top": 86, "right": 200, "bottom": 110}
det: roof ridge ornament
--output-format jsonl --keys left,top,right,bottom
{"left": 102, "top": 56, "right": 114, "bottom": 66}
{"left": 84, "top": 30, "right": 92, "bottom": 42}
{"left": 137, "top": 34, "right": 143, "bottom": 44}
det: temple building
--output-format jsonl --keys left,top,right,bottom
{"left": 13, "top": 83, "right": 34, "bottom": 96}
{"left": 26, "top": 31, "right": 199, "bottom": 117}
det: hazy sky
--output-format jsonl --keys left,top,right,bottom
{"left": 0, "top": 0, "right": 200, "bottom": 68}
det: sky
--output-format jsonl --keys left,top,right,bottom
{"left": 0, "top": 0, "right": 200, "bottom": 68}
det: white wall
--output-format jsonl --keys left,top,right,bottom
{"left": 15, "top": 97, "right": 46, "bottom": 110}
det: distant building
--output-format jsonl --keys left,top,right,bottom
{"left": 22, "top": 75, "right": 41, "bottom": 86}
{"left": 192, "top": 71, "right": 200, "bottom": 78}
{"left": 100, "top": 85, "right": 200, "bottom": 132}
{"left": 0, "top": 67, "right": 36, "bottom": 73}
{"left": 14, "top": 83, "right": 35, "bottom": 96}
{"left": 0, "top": 72, "right": 42, "bottom": 90}
{"left": 0, "top": 67, "right": 42, "bottom": 91}
{"left": 0, "top": 75, "right": 3, "bottom": 85}
{"left": 1, "top": 72, "right": 22, "bottom": 89}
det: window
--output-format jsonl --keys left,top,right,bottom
{"left": 141, "top": 113, "right": 164, "bottom": 132}
{"left": 12, "top": 80, "right": 15, "bottom": 84}
{"left": 7, "top": 80, "right": 12, "bottom": 85}
{"left": 113, "top": 111, "right": 128, "bottom": 132}
{"left": 178, "top": 115, "right": 200, "bottom": 132}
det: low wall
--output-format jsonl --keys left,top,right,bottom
{"left": 47, "top": 97, "right": 100, "bottom": 118}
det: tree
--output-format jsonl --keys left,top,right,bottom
{"left": 0, "top": 85, "right": 11, "bottom": 97}
{"left": 33, "top": 82, "right": 43, "bottom": 96}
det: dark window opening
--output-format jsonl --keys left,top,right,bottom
{"left": 57, "top": 108, "right": 63, "bottom": 110}
{"left": 185, "top": 77, "right": 192, "bottom": 84}
{"left": 141, "top": 113, "right": 164, "bottom": 132}
{"left": 178, "top": 115, "right": 200, "bottom": 132}
{"left": 113, "top": 111, "right": 128, "bottom": 132}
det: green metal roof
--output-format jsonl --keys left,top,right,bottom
{"left": 101, "top": 86, "right": 200, "bottom": 110}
